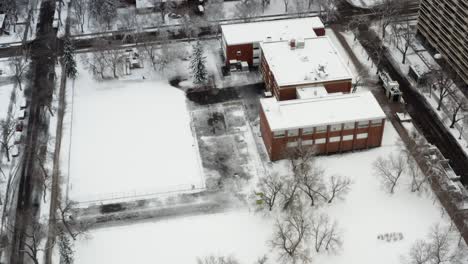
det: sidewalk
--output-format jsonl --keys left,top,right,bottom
{"left": 375, "top": 22, "right": 468, "bottom": 157}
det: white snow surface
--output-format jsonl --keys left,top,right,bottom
{"left": 74, "top": 124, "right": 462, "bottom": 264}
{"left": 261, "top": 91, "right": 386, "bottom": 131}
{"left": 0, "top": 83, "right": 14, "bottom": 120}
{"left": 221, "top": 17, "right": 323, "bottom": 45}
{"left": 261, "top": 37, "right": 353, "bottom": 87}
{"left": 75, "top": 210, "right": 273, "bottom": 264}
{"left": 66, "top": 71, "right": 204, "bottom": 203}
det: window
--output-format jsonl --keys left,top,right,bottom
{"left": 287, "top": 141, "right": 299, "bottom": 148}
{"left": 329, "top": 136, "right": 341, "bottom": 142}
{"left": 344, "top": 122, "right": 355, "bottom": 130}
{"left": 358, "top": 121, "right": 369, "bottom": 128}
{"left": 330, "top": 124, "right": 342, "bottom": 131}
{"left": 288, "top": 129, "right": 299, "bottom": 137}
{"left": 236, "top": 51, "right": 242, "bottom": 56}
{"left": 371, "top": 119, "right": 383, "bottom": 126}
{"left": 315, "top": 125, "right": 327, "bottom": 133}
{"left": 343, "top": 135, "right": 354, "bottom": 141}
{"left": 356, "top": 133, "right": 368, "bottom": 139}
{"left": 302, "top": 127, "right": 314, "bottom": 135}
{"left": 302, "top": 139, "right": 313, "bottom": 145}
{"left": 274, "top": 131, "right": 285, "bottom": 138}
{"left": 315, "top": 138, "right": 326, "bottom": 144}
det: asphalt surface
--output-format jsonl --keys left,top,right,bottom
{"left": 8, "top": 0, "right": 58, "bottom": 263}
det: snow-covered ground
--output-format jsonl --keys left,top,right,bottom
{"left": 75, "top": 209, "right": 273, "bottom": 263}
{"left": 0, "top": 0, "right": 41, "bottom": 44}
{"left": 64, "top": 65, "right": 205, "bottom": 204}
{"left": 74, "top": 123, "right": 463, "bottom": 264}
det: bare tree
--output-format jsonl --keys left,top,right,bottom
{"left": 153, "top": 0, "right": 174, "bottom": 24}
{"left": 256, "top": 255, "right": 268, "bottom": 264}
{"left": 13, "top": 220, "right": 49, "bottom": 264}
{"left": 102, "top": 49, "right": 125, "bottom": 78}
{"left": 293, "top": 0, "right": 308, "bottom": 15}
{"left": 448, "top": 94, "right": 467, "bottom": 128}
{"left": 9, "top": 55, "right": 29, "bottom": 91}
{"left": 280, "top": 176, "right": 301, "bottom": 211}
{"left": 180, "top": 15, "right": 202, "bottom": 40}
{"left": 347, "top": 16, "right": 370, "bottom": 41}
{"left": 282, "top": 0, "right": 290, "bottom": 12}
{"left": 297, "top": 163, "right": 327, "bottom": 206}
{"left": 83, "top": 52, "right": 107, "bottom": 79}
{"left": 57, "top": 199, "right": 93, "bottom": 240}
{"left": 197, "top": 255, "right": 240, "bottom": 264}
{"left": 317, "top": 0, "right": 338, "bottom": 24}
{"left": 408, "top": 240, "right": 432, "bottom": 264}
{"left": 373, "top": 154, "right": 406, "bottom": 194}
{"left": 234, "top": 0, "right": 262, "bottom": 22}
{"left": 391, "top": 9, "right": 415, "bottom": 65}
{"left": 406, "top": 224, "right": 463, "bottom": 264}
{"left": 205, "top": 0, "right": 225, "bottom": 33}
{"left": 407, "top": 158, "right": 427, "bottom": 193}
{"left": 255, "top": 173, "right": 284, "bottom": 211}
{"left": 311, "top": 213, "right": 342, "bottom": 253}
{"left": 352, "top": 70, "right": 368, "bottom": 93}
{"left": 429, "top": 70, "right": 456, "bottom": 111}
{"left": 326, "top": 175, "right": 352, "bottom": 203}
{"left": 373, "top": 0, "right": 403, "bottom": 40}
{"left": 88, "top": 0, "right": 118, "bottom": 30}
{"left": 0, "top": 118, "right": 17, "bottom": 162}
{"left": 71, "top": 0, "right": 87, "bottom": 33}
{"left": 270, "top": 205, "right": 312, "bottom": 264}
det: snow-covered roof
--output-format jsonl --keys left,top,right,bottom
{"left": 221, "top": 17, "right": 324, "bottom": 45}
{"left": 261, "top": 36, "right": 353, "bottom": 87}
{"left": 260, "top": 92, "right": 386, "bottom": 131}
{"left": 296, "top": 86, "right": 328, "bottom": 99}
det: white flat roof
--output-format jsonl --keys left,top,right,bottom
{"left": 221, "top": 17, "right": 324, "bottom": 45}
{"left": 260, "top": 92, "right": 386, "bottom": 131}
{"left": 261, "top": 36, "right": 353, "bottom": 87}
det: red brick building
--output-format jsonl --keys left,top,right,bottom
{"left": 260, "top": 92, "right": 386, "bottom": 161}
{"left": 221, "top": 17, "right": 325, "bottom": 67}
{"left": 260, "top": 37, "right": 353, "bottom": 101}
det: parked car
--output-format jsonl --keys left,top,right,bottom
{"left": 168, "top": 12, "right": 182, "bottom": 19}
{"left": 196, "top": 5, "right": 205, "bottom": 15}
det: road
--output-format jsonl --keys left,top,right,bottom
{"left": 0, "top": 1, "right": 421, "bottom": 58}
{"left": 354, "top": 26, "right": 468, "bottom": 185}
{"left": 8, "top": 0, "right": 58, "bottom": 263}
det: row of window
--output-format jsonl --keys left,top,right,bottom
{"left": 285, "top": 133, "right": 369, "bottom": 148}
{"left": 273, "top": 120, "right": 382, "bottom": 138}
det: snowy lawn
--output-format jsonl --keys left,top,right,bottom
{"left": 0, "top": 83, "right": 15, "bottom": 120}
{"left": 74, "top": 123, "right": 459, "bottom": 264}
{"left": 66, "top": 70, "right": 205, "bottom": 203}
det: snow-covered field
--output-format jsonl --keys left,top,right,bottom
{"left": 65, "top": 69, "right": 205, "bottom": 203}
{"left": 74, "top": 123, "right": 458, "bottom": 264}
